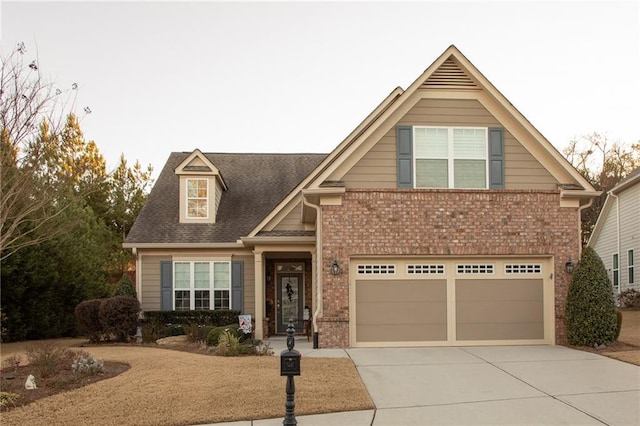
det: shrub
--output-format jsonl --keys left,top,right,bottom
{"left": 26, "top": 341, "right": 77, "bottom": 379}
{"left": 99, "top": 296, "right": 140, "bottom": 342}
{"left": 114, "top": 274, "right": 136, "bottom": 298}
{"left": 184, "top": 324, "right": 216, "bottom": 343}
{"left": 617, "top": 289, "right": 640, "bottom": 308}
{"left": 75, "top": 299, "right": 105, "bottom": 343}
{"left": 206, "top": 324, "right": 243, "bottom": 347}
{"left": 72, "top": 354, "right": 105, "bottom": 375}
{"left": 566, "top": 247, "right": 618, "bottom": 346}
{"left": 0, "top": 392, "right": 21, "bottom": 408}
{"left": 143, "top": 310, "right": 241, "bottom": 328}
{"left": 615, "top": 310, "right": 623, "bottom": 340}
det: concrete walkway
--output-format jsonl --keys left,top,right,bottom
{"left": 206, "top": 342, "right": 640, "bottom": 425}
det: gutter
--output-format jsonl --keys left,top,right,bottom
{"left": 302, "top": 193, "right": 322, "bottom": 349}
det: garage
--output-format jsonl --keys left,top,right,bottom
{"left": 350, "top": 257, "right": 553, "bottom": 347}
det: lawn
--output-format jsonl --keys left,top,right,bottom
{"left": 1, "top": 310, "right": 638, "bottom": 425}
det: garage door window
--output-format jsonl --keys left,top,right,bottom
{"left": 505, "top": 264, "right": 542, "bottom": 274}
{"left": 457, "top": 264, "right": 494, "bottom": 274}
{"left": 357, "top": 264, "right": 396, "bottom": 275}
{"left": 407, "top": 264, "right": 445, "bottom": 274}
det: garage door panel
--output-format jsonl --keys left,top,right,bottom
{"left": 357, "top": 323, "right": 447, "bottom": 342}
{"left": 356, "top": 279, "right": 447, "bottom": 343}
{"left": 456, "top": 279, "right": 544, "bottom": 341}
{"left": 456, "top": 301, "right": 543, "bottom": 323}
{"left": 457, "top": 322, "right": 544, "bottom": 340}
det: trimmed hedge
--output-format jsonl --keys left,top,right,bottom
{"left": 98, "top": 296, "right": 141, "bottom": 342}
{"left": 566, "top": 247, "right": 618, "bottom": 346}
{"left": 74, "top": 299, "right": 105, "bottom": 343}
{"left": 141, "top": 310, "right": 241, "bottom": 342}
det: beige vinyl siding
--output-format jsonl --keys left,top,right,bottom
{"left": 341, "top": 99, "right": 557, "bottom": 190}
{"left": 235, "top": 255, "right": 255, "bottom": 316}
{"left": 214, "top": 179, "right": 223, "bottom": 220}
{"left": 593, "top": 200, "right": 619, "bottom": 286}
{"left": 272, "top": 202, "right": 306, "bottom": 231}
{"left": 618, "top": 184, "right": 640, "bottom": 288}
{"left": 140, "top": 255, "right": 169, "bottom": 311}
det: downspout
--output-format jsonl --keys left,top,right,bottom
{"left": 302, "top": 194, "right": 322, "bottom": 349}
{"left": 577, "top": 198, "right": 594, "bottom": 258}
{"left": 610, "top": 192, "right": 621, "bottom": 294}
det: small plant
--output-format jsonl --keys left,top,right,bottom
{"left": 72, "top": 354, "right": 105, "bottom": 375}
{"left": 0, "top": 392, "right": 21, "bottom": 408}
{"left": 1, "top": 355, "right": 22, "bottom": 373}
{"left": 26, "top": 342, "right": 76, "bottom": 379}
{"left": 617, "top": 289, "right": 640, "bottom": 308}
{"left": 253, "top": 341, "right": 274, "bottom": 356}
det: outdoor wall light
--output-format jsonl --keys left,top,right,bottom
{"left": 565, "top": 260, "right": 575, "bottom": 274}
{"left": 331, "top": 259, "right": 341, "bottom": 276}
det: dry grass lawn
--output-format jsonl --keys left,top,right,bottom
{"left": 1, "top": 345, "right": 373, "bottom": 426}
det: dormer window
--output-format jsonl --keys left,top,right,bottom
{"left": 175, "top": 149, "right": 228, "bottom": 224}
{"left": 187, "top": 178, "right": 209, "bottom": 219}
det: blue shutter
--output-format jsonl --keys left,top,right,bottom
{"left": 161, "top": 261, "right": 173, "bottom": 311}
{"left": 488, "top": 127, "right": 504, "bottom": 189}
{"left": 397, "top": 125, "right": 413, "bottom": 188}
{"left": 231, "top": 261, "right": 244, "bottom": 311}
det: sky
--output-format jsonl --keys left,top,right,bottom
{"left": 1, "top": 1, "right": 639, "bottom": 180}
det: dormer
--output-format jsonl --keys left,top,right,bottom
{"left": 175, "top": 149, "right": 228, "bottom": 224}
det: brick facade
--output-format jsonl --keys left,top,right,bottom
{"left": 317, "top": 189, "right": 579, "bottom": 348}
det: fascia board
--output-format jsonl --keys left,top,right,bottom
{"left": 122, "top": 242, "right": 244, "bottom": 249}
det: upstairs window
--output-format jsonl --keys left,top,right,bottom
{"left": 414, "top": 127, "right": 488, "bottom": 189}
{"left": 187, "top": 178, "right": 208, "bottom": 219}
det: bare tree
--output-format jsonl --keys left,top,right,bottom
{"left": 563, "top": 132, "right": 640, "bottom": 244}
{"left": 1, "top": 42, "right": 92, "bottom": 260}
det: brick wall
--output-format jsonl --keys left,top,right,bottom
{"left": 318, "top": 189, "right": 579, "bottom": 348}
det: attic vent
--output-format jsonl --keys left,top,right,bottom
{"left": 423, "top": 58, "right": 478, "bottom": 89}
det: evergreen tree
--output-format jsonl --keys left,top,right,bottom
{"left": 566, "top": 246, "right": 618, "bottom": 346}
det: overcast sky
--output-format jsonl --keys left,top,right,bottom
{"left": 1, "top": 1, "right": 639, "bottom": 179}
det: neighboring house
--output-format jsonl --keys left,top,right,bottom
{"left": 588, "top": 168, "right": 640, "bottom": 294}
{"left": 124, "top": 45, "right": 598, "bottom": 348}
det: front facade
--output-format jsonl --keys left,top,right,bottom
{"left": 124, "top": 46, "right": 598, "bottom": 348}
{"left": 588, "top": 168, "right": 640, "bottom": 294}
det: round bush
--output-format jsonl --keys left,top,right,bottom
{"left": 206, "top": 324, "right": 242, "bottom": 346}
{"left": 566, "top": 247, "right": 617, "bottom": 346}
{"left": 75, "top": 299, "right": 105, "bottom": 343}
{"left": 99, "top": 296, "right": 141, "bottom": 342}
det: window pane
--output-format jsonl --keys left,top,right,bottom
{"left": 187, "top": 179, "right": 207, "bottom": 198}
{"left": 454, "top": 159, "right": 486, "bottom": 188}
{"left": 188, "top": 200, "right": 208, "bottom": 218}
{"left": 415, "top": 128, "right": 448, "bottom": 158}
{"left": 613, "top": 254, "right": 619, "bottom": 268}
{"left": 195, "top": 290, "right": 210, "bottom": 310}
{"left": 416, "top": 159, "right": 448, "bottom": 188}
{"left": 174, "top": 263, "right": 190, "bottom": 289}
{"left": 214, "top": 262, "right": 230, "bottom": 289}
{"left": 214, "top": 290, "right": 230, "bottom": 309}
{"left": 194, "top": 262, "right": 210, "bottom": 289}
{"left": 175, "top": 290, "right": 190, "bottom": 310}
{"left": 453, "top": 128, "right": 486, "bottom": 159}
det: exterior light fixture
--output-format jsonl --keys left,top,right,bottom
{"left": 331, "top": 259, "right": 341, "bottom": 276}
{"left": 565, "top": 260, "right": 575, "bottom": 274}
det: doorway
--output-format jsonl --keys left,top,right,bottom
{"left": 276, "top": 273, "right": 304, "bottom": 333}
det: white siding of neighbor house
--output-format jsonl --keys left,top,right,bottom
{"left": 592, "top": 182, "right": 640, "bottom": 292}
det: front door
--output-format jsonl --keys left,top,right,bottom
{"left": 276, "top": 273, "right": 303, "bottom": 333}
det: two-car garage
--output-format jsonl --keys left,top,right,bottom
{"left": 350, "top": 257, "right": 554, "bottom": 347}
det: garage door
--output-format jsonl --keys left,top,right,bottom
{"left": 351, "top": 258, "right": 552, "bottom": 347}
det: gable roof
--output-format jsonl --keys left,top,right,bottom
{"left": 588, "top": 167, "right": 640, "bottom": 246}
{"left": 174, "top": 148, "right": 228, "bottom": 190}
{"left": 124, "top": 152, "right": 326, "bottom": 246}
{"left": 248, "top": 45, "right": 599, "bottom": 237}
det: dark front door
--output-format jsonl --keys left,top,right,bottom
{"left": 276, "top": 273, "right": 303, "bottom": 333}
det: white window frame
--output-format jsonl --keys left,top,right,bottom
{"left": 413, "top": 126, "right": 489, "bottom": 189}
{"left": 186, "top": 178, "right": 209, "bottom": 219}
{"left": 612, "top": 253, "right": 619, "bottom": 288}
{"left": 173, "top": 261, "right": 231, "bottom": 310}
{"left": 629, "top": 249, "right": 635, "bottom": 285}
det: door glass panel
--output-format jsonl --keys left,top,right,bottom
{"left": 280, "top": 276, "right": 299, "bottom": 324}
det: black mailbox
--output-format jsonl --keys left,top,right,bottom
{"left": 280, "top": 350, "right": 301, "bottom": 376}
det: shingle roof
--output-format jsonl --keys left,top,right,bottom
{"left": 124, "top": 152, "right": 327, "bottom": 244}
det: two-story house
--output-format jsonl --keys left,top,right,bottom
{"left": 124, "top": 45, "right": 598, "bottom": 348}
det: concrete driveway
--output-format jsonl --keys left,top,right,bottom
{"left": 347, "top": 345, "right": 639, "bottom": 425}
{"left": 217, "top": 344, "right": 640, "bottom": 425}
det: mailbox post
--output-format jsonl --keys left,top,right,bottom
{"left": 280, "top": 319, "right": 300, "bottom": 426}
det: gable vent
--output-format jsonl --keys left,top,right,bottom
{"left": 422, "top": 58, "right": 478, "bottom": 89}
